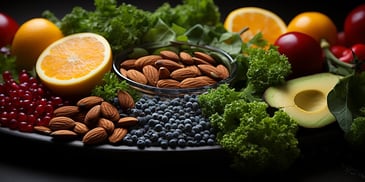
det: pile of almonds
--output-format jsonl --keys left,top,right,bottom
{"left": 119, "top": 50, "right": 230, "bottom": 89}
{"left": 34, "top": 91, "right": 137, "bottom": 145}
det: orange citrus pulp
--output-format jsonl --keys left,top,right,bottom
{"left": 224, "top": 7, "right": 287, "bottom": 44}
{"left": 36, "top": 32, "right": 112, "bottom": 97}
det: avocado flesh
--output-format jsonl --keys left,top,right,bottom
{"left": 263, "top": 72, "right": 342, "bottom": 128}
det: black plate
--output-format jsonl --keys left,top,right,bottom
{"left": 0, "top": 126, "right": 222, "bottom": 152}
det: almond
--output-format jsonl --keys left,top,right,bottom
{"left": 134, "top": 55, "right": 162, "bottom": 69}
{"left": 155, "top": 59, "right": 184, "bottom": 71}
{"left": 179, "top": 77, "right": 210, "bottom": 88}
{"left": 142, "top": 65, "right": 159, "bottom": 86}
{"left": 84, "top": 105, "right": 101, "bottom": 126}
{"left": 73, "top": 122, "right": 89, "bottom": 135}
{"left": 51, "top": 130, "right": 78, "bottom": 140}
{"left": 170, "top": 67, "right": 200, "bottom": 81}
{"left": 120, "top": 59, "right": 137, "bottom": 69}
{"left": 196, "top": 76, "right": 217, "bottom": 85}
{"left": 216, "top": 64, "right": 230, "bottom": 79}
{"left": 179, "top": 51, "right": 194, "bottom": 65}
{"left": 194, "top": 51, "right": 216, "bottom": 65}
{"left": 197, "top": 64, "right": 223, "bottom": 80}
{"left": 48, "top": 116, "right": 76, "bottom": 131}
{"left": 159, "top": 50, "right": 180, "bottom": 62}
{"left": 158, "top": 67, "right": 171, "bottom": 79}
{"left": 119, "top": 68, "right": 127, "bottom": 77}
{"left": 117, "top": 90, "right": 135, "bottom": 112}
{"left": 71, "top": 111, "right": 87, "bottom": 123}
{"left": 53, "top": 105, "right": 80, "bottom": 117}
{"left": 126, "top": 69, "right": 148, "bottom": 85}
{"left": 82, "top": 127, "right": 108, "bottom": 145}
{"left": 108, "top": 127, "right": 128, "bottom": 144}
{"left": 192, "top": 56, "right": 211, "bottom": 65}
{"left": 100, "top": 101, "right": 120, "bottom": 122}
{"left": 185, "top": 65, "right": 202, "bottom": 75}
{"left": 33, "top": 125, "right": 52, "bottom": 135}
{"left": 156, "top": 79, "right": 181, "bottom": 88}
{"left": 97, "top": 118, "right": 115, "bottom": 134}
{"left": 77, "top": 96, "right": 104, "bottom": 109}
{"left": 116, "top": 116, "right": 138, "bottom": 128}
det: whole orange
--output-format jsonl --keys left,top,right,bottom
{"left": 287, "top": 12, "right": 337, "bottom": 45}
{"left": 11, "top": 18, "right": 63, "bottom": 70}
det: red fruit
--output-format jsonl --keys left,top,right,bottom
{"left": 274, "top": 32, "right": 325, "bottom": 78}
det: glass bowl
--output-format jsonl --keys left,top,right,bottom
{"left": 112, "top": 41, "right": 237, "bottom": 96}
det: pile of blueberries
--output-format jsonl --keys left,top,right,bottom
{"left": 119, "top": 94, "right": 216, "bottom": 149}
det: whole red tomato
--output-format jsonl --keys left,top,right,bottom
{"left": 344, "top": 4, "right": 365, "bottom": 46}
{"left": 351, "top": 43, "right": 365, "bottom": 61}
{"left": 330, "top": 45, "right": 353, "bottom": 63}
{"left": 274, "top": 32, "right": 325, "bottom": 78}
{"left": 0, "top": 12, "right": 19, "bottom": 48}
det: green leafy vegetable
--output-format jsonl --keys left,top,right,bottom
{"left": 208, "top": 98, "right": 299, "bottom": 175}
{"left": 323, "top": 39, "right": 365, "bottom": 149}
{"left": 91, "top": 72, "right": 141, "bottom": 102}
{"left": 239, "top": 46, "right": 292, "bottom": 100}
{"left": 345, "top": 107, "right": 365, "bottom": 150}
{"left": 0, "top": 49, "right": 17, "bottom": 82}
{"left": 151, "top": 0, "right": 221, "bottom": 29}
{"left": 198, "top": 84, "right": 240, "bottom": 117}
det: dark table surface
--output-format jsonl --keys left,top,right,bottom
{"left": 1, "top": 0, "right": 365, "bottom": 181}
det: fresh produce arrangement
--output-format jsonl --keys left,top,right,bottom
{"left": 1, "top": 0, "right": 365, "bottom": 176}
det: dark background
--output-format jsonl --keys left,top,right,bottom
{"left": 1, "top": 0, "right": 364, "bottom": 30}
{"left": 1, "top": 1, "right": 365, "bottom": 182}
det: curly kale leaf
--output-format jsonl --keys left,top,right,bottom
{"left": 152, "top": 0, "right": 221, "bottom": 29}
{"left": 198, "top": 84, "right": 241, "bottom": 117}
{"left": 91, "top": 72, "right": 141, "bottom": 102}
{"left": 211, "top": 100, "right": 300, "bottom": 175}
{"left": 241, "top": 47, "right": 292, "bottom": 98}
{"left": 58, "top": 0, "right": 152, "bottom": 54}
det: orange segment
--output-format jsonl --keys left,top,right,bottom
{"left": 224, "top": 7, "right": 287, "bottom": 44}
{"left": 36, "top": 32, "right": 112, "bottom": 97}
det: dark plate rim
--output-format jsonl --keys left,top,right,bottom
{"left": 0, "top": 126, "right": 222, "bottom": 152}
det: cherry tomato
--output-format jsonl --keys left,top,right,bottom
{"left": 335, "top": 31, "right": 347, "bottom": 46}
{"left": 287, "top": 12, "right": 338, "bottom": 45}
{"left": 344, "top": 4, "right": 365, "bottom": 46}
{"left": 351, "top": 43, "right": 365, "bottom": 61}
{"left": 274, "top": 32, "right": 325, "bottom": 78}
{"left": 330, "top": 45, "right": 353, "bottom": 63}
{"left": 0, "top": 12, "right": 19, "bottom": 48}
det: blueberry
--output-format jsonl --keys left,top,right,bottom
{"left": 185, "top": 101, "right": 193, "bottom": 108}
{"left": 165, "top": 131, "right": 173, "bottom": 140}
{"left": 194, "top": 133, "right": 202, "bottom": 140}
{"left": 178, "top": 138, "right": 186, "bottom": 147}
{"left": 135, "top": 129, "right": 144, "bottom": 137}
{"left": 137, "top": 139, "right": 146, "bottom": 149}
{"left": 171, "top": 123, "right": 178, "bottom": 129}
{"left": 150, "top": 132, "right": 159, "bottom": 141}
{"left": 154, "top": 123, "right": 163, "bottom": 131}
{"left": 177, "top": 123, "right": 184, "bottom": 130}
{"left": 169, "top": 138, "right": 177, "bottom": 147}
{"left": 160, "top": 139, "right": 168, "bottom": 149}
{"left": 145, "top": 138, "right": 152, "bottom": 147}
{"left": 164, "top": 123, "right": 171, "bottom": 130}
{"left": 187, "top": 140, "right": 195, "bottom": 146}
{"left": 161, "top": 115, "right": 168, "bottom": 122}
{"left": 198, "top": 140, "right": 206, "bottom": 146}
{"left": 184, "top": 123, "right": 192, "bottom": 131}
{"left": 207, "top": 138, "right": 215, "bottom": 145}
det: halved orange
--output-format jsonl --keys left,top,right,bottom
{"left": 224, "top": 7, "right": 287, "bottom": 44}
{"left": 36, "top": 32, "right": 112, "bottom": 97}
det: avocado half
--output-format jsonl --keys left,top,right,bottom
{"left": 263, "top": 72, "right": 342, "bottom": 128}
